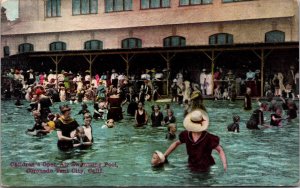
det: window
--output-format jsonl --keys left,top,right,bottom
{"left": 265, "top": 30, "right": 285, "bottom": 43}
{"left": 84, "top": 40, "right": 103, "bottom": 50}
{"left": 105, "top": 0, "right": 132, "bottom": 12}
{"left": 49, "top": 41, "right": 66, "bottom": 51}
{"left": 73, "top": 0, "right": 98, "bottom": 15}
{"left": 163, "top": 36, "right": 186, "bottom": 47}
{"left": 209, "top": 33, "right": 233, "bottom": 45}
{"left": 141, "top": 0, "right": 170, "bottom": 9}
{"left": 3, "top": 46, "right": 9, "bottom": 57}
{"left": 46, "top": 0, "right": 61, "bottom": 17}
{"left": 122, "top": 38, "right": 142, "bottom": 49}
{"left": 222, "top": 0, "right": 252, "bottom": 3}
{"left": 179, "top": 0, "right": 212, "bottom": 6}
{"left": 18, "top": 43, "right": 34, "bottom": 53}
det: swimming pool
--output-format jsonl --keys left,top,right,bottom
{"left": 1, "top": 100, "right": 299, "bottom": 186}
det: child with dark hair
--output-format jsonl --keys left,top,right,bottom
{"left": 163, "top": 109, "right": 176, "bottom": 126}
{"left": 93, "top": 101, "right": 106, "bottom": 120}
{"left": 165, "top": 123, "right": 177, "bottom": 140}
{"left": 246, "top": 102, "right": 268, "bottom": 130}
{"left": 78, "top": 103, "right": 90, "bottom": 117}
{"left": 73, "top": 127, "right": 93, "bottom": 149}
{"left": 287, "top": 100, "right": 298, "bottom": 121}
{"left": 135, "top": 102, "right": 148, "bottom": 127}
{"left": 270, "top": 108, "right": 284, "bottom": 127}
{"left": 227, "top": 115, "right": 240, "bottom": 133}
{"left": 151, "top": 104, "right": 163, "bottom": 127}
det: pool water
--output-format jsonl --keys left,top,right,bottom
{"left": 1, "top": 100, "right": 299, "bottom": 186}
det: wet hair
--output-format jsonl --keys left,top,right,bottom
{"left": 81, "top": 103, "right": 88, "bottom": 109}
{"left": 76, "top": 127, "right": 85, "bottom": 134}
{"left": 47, "top": 113, "right": 55, "bottom": 121}
{"left": 151, "top": 104, "right": 160, "bottom": 111}
{"left": 84, "top": 113, "right": 92, "bottom": 119}
{"left": 59, "top": 104, "right": 71, "bottom": 113}
{"left": 260, "top": 102, "right": 268, "bottom": 109}
{"left": 167, "top": 109, "right": 174, "bottom": 115}
{"left": 167, "top": 123, "right": 177, "bottom": 132}
{"left": 233, "top": 115, "right": 240, "bottom": 123}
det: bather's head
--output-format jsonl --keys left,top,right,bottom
{"left": 151, "top": 151, "right": 165, "bottom": 167}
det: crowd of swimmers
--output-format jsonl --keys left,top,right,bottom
{"left": 2, "top": 67, "right": 298, "bottom": 173}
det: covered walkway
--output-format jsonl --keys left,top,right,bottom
{"left": 2, "top": 42, "right": 298, "bottom": 97}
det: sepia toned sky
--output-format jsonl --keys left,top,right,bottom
{"left": 1, "top": 0, "right": 18, "bottom": 21}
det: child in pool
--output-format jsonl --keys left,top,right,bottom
{"left": 162, "top": 109, "right": 227, "bottom": 172}
{"left": 135, "top": 102, "right": 148, "bottom": 127}
{"left": 165, "top": 123, "right": 177, "bottom": 140}
{"left": 78, "top": 103, "right": 90, "bottom": 117}
{"left": 27, "top": 112, "right": 44, "bottom": 135}
{"left": 83, "top": 113, "right": 93, "bottom": 143}
{"left": 73, "top": 127, "right": 93, "bottom": 149}
{"left": 151, "top": 104, "right": 164, "bottom": 127}
{"left": 286, "top": 100, "right": 298, "bottom": 121}
{"left": 270, "top": 108, "right": 285, "bottom": 127}
{"left": 151, "top": 151, "right": 166, "bottom": 167}
{"left": 101, "top": 119, "right": 115, "bottom": 128}
{"left": 162, "top": 109, "right": 176, "bottom": 126}
{"left": 227, "top": 115, "right": 240, "bottom": 133}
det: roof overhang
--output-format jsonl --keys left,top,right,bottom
{"left": 4, "top": 42, "right": 299, "bottom": 59}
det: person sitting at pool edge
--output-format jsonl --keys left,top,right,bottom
{"left": 55, "top": 105, "right": 80, "bottom": 151}
{"left": 227, "top": 115, "right": 240, "bottom": 133}
{"left": 163, "top": 109, "right": 227, "bottom": 172}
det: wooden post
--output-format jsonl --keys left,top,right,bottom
{"left": 211, "top": 50, "right": 215, "bottom": 95}
{"left": 202, "top": 50, "right": 221, "bottom": 96}
{"left": 83, "top": 55, "right": 98, "bottom": 85}
{"left": 166, "top": 53, "right": 170, "bottom": 96}
{"left": 252, "top": 49, "right": 272, "bottom": 97}
{"left": 260, "top": 49, "right": 264, "bottom": 97}
{"left": 50, "top": 55, "right": 63, "bottom": 89}
{"left": 160, "top": 52, "right": 176, "bottom": 96}
{"left": 120, "top": 53, "right": 135, "bottom": 78}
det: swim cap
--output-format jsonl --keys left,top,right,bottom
{"left": 47, "top": 121, "right": 55, "bottom": 129}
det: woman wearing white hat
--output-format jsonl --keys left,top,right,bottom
{"left": 163, "top": 109, "right": 227, "bottom": 172}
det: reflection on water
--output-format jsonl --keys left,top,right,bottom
{"left": 1, "top": 100, "right": 299, "bottom": 186}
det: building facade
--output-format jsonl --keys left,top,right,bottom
{"left": 1, "top": 0, "right": 298, "bottom": 57}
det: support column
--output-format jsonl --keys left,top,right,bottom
{"left": 83, "top": 55, "right": 98, "bottom": 84}
{"left": 50, "top": 55, "right": 63, "bottom": 89}
{"left": 203, "top": 50, "right": 221, "bottom": 95}
{"left": 260, "top": 50, "right": 264, "bottom": 97}
{"left": 252, "top": 49, "right": 272, "bottom": 97}
{"left": 160, "top": 52, "right": 176, "bottom": 96}
{"left": 120, "top": 53, "right": 135, "bottom": 77}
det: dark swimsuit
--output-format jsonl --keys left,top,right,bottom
{"left": 55, "top": 118, "right": 79, "bottom": 151}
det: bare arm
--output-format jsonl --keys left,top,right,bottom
{"left": 164, "top": 140, "right": 182, "bottom": 158}
{"left": 214, "top": 145, "right": 227, "bottom": 172}
{"left": 57, "top": 130, "right": 73, "bottom": 141}
{"left": 144, "top": 111, "right": 148, "bottom": 124}
{"left": 134, "top": 110, "right": 138, "bottom": 125}
{"left": 84, "top": 128, "right": 93, "bottom": 142}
